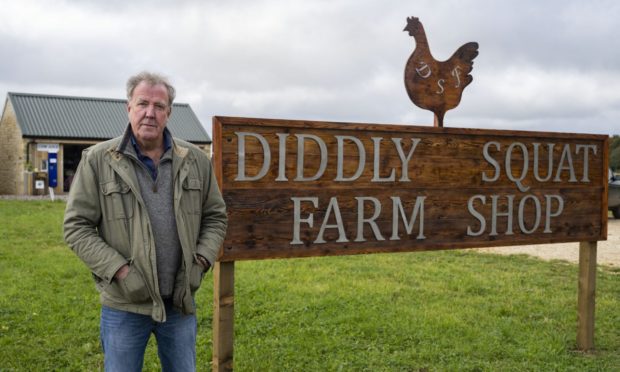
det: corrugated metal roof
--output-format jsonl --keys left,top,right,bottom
{"left": 7, "top": 92, "right": 211, "bottom": 143}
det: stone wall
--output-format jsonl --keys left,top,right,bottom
{"left": 0, "top": 102, "right": 24, "bottom": 194}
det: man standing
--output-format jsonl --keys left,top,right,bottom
{"left": 64, "top": 72, "right": 227, "bottom": 371}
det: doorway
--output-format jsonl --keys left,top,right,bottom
{"left": 63, "top": 144, "right": 89, "bottom": 192}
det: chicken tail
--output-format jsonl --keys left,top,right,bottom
{"left": 451, "top": 42, "right": 479, "bottom": 73}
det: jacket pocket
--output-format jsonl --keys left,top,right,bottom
{"left": 188, "top": 260, "right": 205, "bottom": 294}
{"left": 182, "top": 178, "right": 202, "bottom": 215}
{"left": 100, "top": 179, "right": 134, "bottom": 220}
{"left": 107, "top": 265, "right": 151, "bottom": 303}
{"left": 93, "top": 273, "right": 109, "bottom": 293}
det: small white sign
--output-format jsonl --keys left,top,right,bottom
{"left": 37, "top": 143, "right": 59, "bottom": 153}
{"left": 35, "top": 180, "right": 45, "bottom": 189}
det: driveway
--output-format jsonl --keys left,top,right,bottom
{"left": 477, "top": 216, "right": 620, "bottom": 268}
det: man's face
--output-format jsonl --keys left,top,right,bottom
{"left": 127, "top": 81, "right": 171, "bottom": 147}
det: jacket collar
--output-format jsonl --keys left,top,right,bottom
{"left": 115, "top": 124, "right": 188, "bottom": 160}
{"left": 109, "top": 124, "right": 191, "bottom": 186}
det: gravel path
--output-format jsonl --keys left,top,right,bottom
{"left": 476, "top": 218, "right": 620, "bottom": 268}
{"left": 0, "top": 194, "right": 68, "bottom": 201}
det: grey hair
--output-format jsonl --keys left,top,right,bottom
{"left": 126, "top": 71, "right": 176, "bottom": 106}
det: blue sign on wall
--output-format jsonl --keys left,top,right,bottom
{"left": 48, "top": 152, "right": 58, "bottom": 188}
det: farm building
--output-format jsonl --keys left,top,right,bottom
{"left": 0, "top": 92, "right": 212, "bottom": 195}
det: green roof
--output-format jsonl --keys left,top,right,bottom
{"left": 6, "top": 92, "right": 211, "bottom": 144}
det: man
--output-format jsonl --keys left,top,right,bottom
{"left": 64, "top": 71, "right": 227, "bottom": 371}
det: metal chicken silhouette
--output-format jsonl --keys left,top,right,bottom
{"left": 404, "top": 17, "right": 479, "bottom": 127}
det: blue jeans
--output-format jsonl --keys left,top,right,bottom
{"left": 100, "top": 301, "right": 197, "bottom": 372}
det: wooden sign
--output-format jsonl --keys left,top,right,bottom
{"left": 212, "top": 116, "right": 609, "bottom": 262}
{"left": 211, "top": 20, "right": 607, "bottom": 368}
{"left": 403, "top": 16, "right": 479, "bottom": 127}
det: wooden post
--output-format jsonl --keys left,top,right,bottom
{"left": 213, "top": 261, "right": 235, "bottom": 371}
{"left": 577, "top": 241, "right": 597, "bottom": 351}
{"left": 433, "top": 113, "right": 443, "bottom": 128}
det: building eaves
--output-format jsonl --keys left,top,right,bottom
{"left": 7, "top": 92, "right": 211, "bottom": 144}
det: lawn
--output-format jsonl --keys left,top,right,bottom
{"left": 0, "top": 200, "right": 619, "bottom": 371}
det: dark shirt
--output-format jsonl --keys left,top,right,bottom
{"left": 129, "top": 130, "right": 172, "bottom": 180}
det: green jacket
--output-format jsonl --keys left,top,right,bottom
{"left": 63, "top": 129, "right": 227, "bottom": 322}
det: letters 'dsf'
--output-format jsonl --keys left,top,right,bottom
{"left": 213, "top": 116, "right": 608, "bottom": 261}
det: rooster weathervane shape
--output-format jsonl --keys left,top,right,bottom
{"left": 404, "top": 16, "right": 479, "bottom": 127}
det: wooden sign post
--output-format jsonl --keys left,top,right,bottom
{"left": 211, "top": 116, "right": 609, "bottom": 370}
{"left": 577, "top": 241, "right": 598, "bottom": 351}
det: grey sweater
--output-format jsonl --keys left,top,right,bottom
{"left": 134, "top": 157, "right": 182, "bottom": 299}
{"left": 121, "top": 138, "right": 182, "bottom": 299}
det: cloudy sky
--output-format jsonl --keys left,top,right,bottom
{"left": 1, "top": 0, "right": 619, "bottom": 138}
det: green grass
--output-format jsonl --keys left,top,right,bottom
{"left": 1, "top": 200, "right": 619, "bottom": 371}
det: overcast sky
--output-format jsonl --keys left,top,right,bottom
{"left": 1, "top": 0, "right": 619, "bottom": 138}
